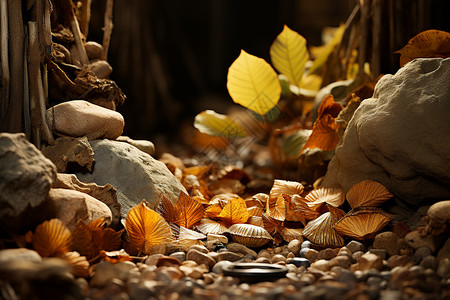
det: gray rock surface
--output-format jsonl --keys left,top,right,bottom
{"left": 0, "top": 133, "right": 57, "bottom": 232}
{"left": 75, "top": 139, "right": 186, "bottom": 217}
{"left": 322, "top": 58, "right": 450, "bottom": 209}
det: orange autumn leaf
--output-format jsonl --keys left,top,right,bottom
{"left": 205, "top": 203, "right": 223, "bottom": 220}
{"left": 285, "top": 195, "right": 308, "bottom": 225}
{"left": 125, "top": 200, "right": 173, "bottom": 254}
{"left": 396, "top": 29, "right": 450, "bottom": 67}
{"left": 262, "top": 213, "right": 282, "bottom": 235}
{"left": 217, "top": 196, "right": 250, "bottom": 226}
{"left": 266, "top": 194, "right": 286, "bottom": 221}
{"left": 100, "top": 249, "right": 133, "bottom": 263}
{"left": 301, "top": 95, "right": 342, "bottom": 154}
{"left": 72, "top": 218, "right": 123, "bottom": 260}
{"left": 158, "top": 192, "right": 204, "bottom": 229}
{"left": 32, "top": 219, "right": 71, "bottom": 257}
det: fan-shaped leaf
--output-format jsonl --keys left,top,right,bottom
{"left": 176, "top": 192, "right": 204, "bottom": 229}
{"left": 194, "top": 110, "right": 247, "bottom": 138}
{"left": 227, "top": 50, "right": 281, "bottom": 115}
{"left": 125, "top": 201, "right": 173, "bottom": 254}
{"left": 270, "top": 25, "right": 309, "bottom": 87}
{"left": 266, "top": 194, "right": 286, "bottom": 221}
{"left": 32, "top": 219, "right": 71, "bottom": 257}
{"left": 269, "top": 179, "right": 305, "bottom": 200}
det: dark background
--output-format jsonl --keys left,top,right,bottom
{"left": 87, "top": 0, "right": 449, "bottom": 142}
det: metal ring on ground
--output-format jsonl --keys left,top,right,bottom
{"left": 222, "top": 263, "right": 288, "bottom": 281}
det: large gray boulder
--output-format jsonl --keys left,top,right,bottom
{"left": 322, "top": 58, "right": 450, "bottom": 210}
{"left": 75, "top": 139, "right": 186, "bottom": 217}
{"left": 0, "top": 133, "right": 57, "bottom": 232}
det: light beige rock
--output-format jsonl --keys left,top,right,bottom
{"left": 355, "top": 252, "right": 383, "bottom": 271}
{"left": 117, "top": 136, "right": 155, "bottom": 156}
{"left": 373, "top": 231, "right": 400, "bottom": 256}
{"left": 46, "top": 100, "right": 124, "bottom": 140}
{"left": 85, "top": 41, "right": 104, "bottom": 60}
{"left": 89, "top": 60, "right": 113, "bottom": 79}
{"left": 323, "top": 58, "right": 450, "bottom": 210}
{"left": 42, "top": 136, "right": 94, "bottom": 172}
{"left": 405, "top": 230, "right": 437, "bottom": 252}
{"left": 53, "top": 173, "right": 121, "bottom": 226}
{"left": 47, "top": 188, "right": 112, "bottom": 231}
{"left": 0, "top": 133, "right": 57, "bottom": 233}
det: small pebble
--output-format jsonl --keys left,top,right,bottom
{"left": 287, "top": 257, "right": 310, "bottom": 268}
{"left": 311, "top": 259, "right": 331, "bottom": 272}
{"left": 272, "top": 254, "right": 287, "bottom": 264}
{"left": 420, "top": 255, "right": 438, "bottom": 270}
{"left": 373, "top": 231, "right": 400, "bottom": 256}
{"left": 301, "top": 240, "right": 312, "bottom": 249}
{"left": 370, "top": 248, "right": 387, "bottom": 260}
{"left": 318, "top": 248, "right": 337, "bottom": 260}
{"left": 169, "top": 252, "right": 186, "bottom": 263}
{"left": 347, "top": 241, "right": 365, "bottom": 253}
{"left": 287, "top": 239, "right": 302, "bottom": 255}
{"left": 304, "top": 249, "right": 319, "bottom": 262}
{"left": 352, "top": 251, "right": 365, "bottom": 262}
{"left": 412, "top": 246, "right": 433, "bottom": 263}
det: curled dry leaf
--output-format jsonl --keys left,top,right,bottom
{"left": 285, "top": 194, "right": 319, "bottom": 225}
{"left": 32, "top": 219, "right": 71, "bottom": 257}
{"left": 247, "top": 206, "right": 264, "bottom": 217}
{"left": 346, "top": 180, "right": 393, "bottom": 209}
{"left": 248, "top": 193, "right": 269, "bottom": 208}
{"left": 71, "top": 218, "right": 123, "bottom": 260}
{"left": 100, "top": 249, "right": 133, "bottom": 263}
{"left": 218, "top": 196, "right": 250, "bottom": 227}
{"left": 266, "top": 194, "right": 286, "bottom": 221}
{"left": 281, "top": 227, "right": 303, "bottom": 243}
{"left": 246, "top": 216, "right": 264, "bottom": 227}
{"left": 301, "top": 95, "right": 342, "bottom": 154}
{"left": 227, "top": 224, "right": 273, "bottom": 248}
{"left": 262, "top": 213, "right": 282, "bottom": 236}
{"left": 333, "top": 207, "right": 393, "bottom": 240}
{"left": 396, "top": 29, "right": 450, "bottom": 67}
{"left": 269, "top": 179, "right": 304, "bottom": 200}
{"left": 174, "top": 226, "right": 206, "bottom": 248}
{"left": 125, "top": 200, "right": 173, "bottom": 254}
{"left": 302, "top": 212, "right": 344, "bottom": 248}
{"left": 209, "top": 193, "right": 240, "bottom": 207}
{"left": 62, "top": 251, "right": 90, "bottom": 277}
{"left": 158, "top": 192, "right": 204, "bottom": 229}
{"left": 305, "top": 187, "right": 345, "bottom": 209}
{"left": 195, "top": 218, "right": 228, "bottom": 235}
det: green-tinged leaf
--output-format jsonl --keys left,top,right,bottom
{"left": 283, "top": 129, "right": 312, "bottom": 157}
{"left": 270, "top": 25, "right": 309, "bottom": 87}
{"left": 309, "top": 24, "right": 345, "bottom": 75}
{"left": 194, "top": 110, "right": 247, "bottom": 138}
{"left": 227, "top": 50, "right": 281, "bottom": 116}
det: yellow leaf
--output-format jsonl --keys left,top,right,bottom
{"left": 32, "top": 219, "right": 71, "bottom": 257}
{"left": 125, "top": 201, "right": 173, "bottom": 254}
{"left": 309, "top": 24, "right": 345, "bottom": 75}
{"left": 227, "top": 50, "right": 281, "bottom": 115}
{"left": 266, "top": 194, "right": 286, "bottom": 221}
{"left": 205, "top": 203, "right": 223, "bottom": 220}
{"left": 176, "top": 191, "right": 204, "bottom": 229}
{"left": 194, "top": 110, "right": 247, "bottom": 138}
{"left": 270, "top": 25, "right": 309, "bottom": 87}
{"left": 218, "top": 197, "right": 250, "bottom": 226}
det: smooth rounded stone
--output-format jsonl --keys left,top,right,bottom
{"left": 102, "top": 278, "right": 126, "bottom": 297}
{"left": 299, "top": 273, "right": 316, "bottom": 284}
{"left": 336, "top": 268, "right": 357, "bottom": 284}
{"left": 322, "top": 58, "right": 450, "bottom": 208}
{"left": 89, "top": 60, "right": 113, "bottom": 79}
{"left": 310, "top": 259, "right": 331, "bottom": 272}
{"left": 207, "top": 234, "right": 228, "bottom": 244}
{"left": 189, "top": 245, "right": 209, "bottom": 254}
{"left": 156, "top": 266, "right": 184, "bottom": 281}
{"left": 379, "top": 290, "right": 402, "bottom": 300}
{"left": 438, "top": 258, "right": 450, "bottom": 279}
{"left": 274, "top": 247, "right": 283, "bottom": 254}
{"left": 370, "top": 249, "right": 387, "bottom": 260}
{"left": 0, "top": 133, "right": 57, "bottom": 232}
{"left": 352, "top": 251, "right": 365, "bottom": 262}
{"left": 373, "top": 231, "right": 400, "bottom": 257}
{"left": 330, "top": 255, "right": 351, "bottom": 269}
{"left": 91, "top": 261, "right": 138, "bottom": 287}
{"left": 227, "top": 243, "right": 257, "bottom": 258}
{"left": 387, "top": 255, "right": 411, "bottom": 269}
{"left": 53, "top": 173, "right": 121, "bottom": 226}
{"left": 412, "top": 246, "right": 433, "bottom": 263}
{"left": 356, "top": 253, "right": 383, "bottom": 271}
{"left": 301, "top": 240, "right": 312, "bottom": 249}
{"left": 438, "top": 238, "right": 450, "bottom": 262}
{"left": 0, "top": 248, "right": 42, "bottom": 264}
{"left": 286, "top": 264, "right": 298, "bottom": 274}
{"left": 347, "top": 241, "right": 365, "bottom": 253}
{"left": 169, "top": 252, "right": 186, "bottom": 263}
{"left": 203, "top": 273, "right": 216, "bottom": 284}
{"left": 75, "top": 139, "right": 187, "bottom": 218}
{"left": 145, "top": 254, "right": 164, "bottom": 266}
{"left": 186, "top": 249, "right": 216, "bottom": 269}
{"left": 318, "top": 248, "right": 337, "bottom": 260}
{"left": 127, "top": 281, "right": 157, "bottom": 300}
{"left": 420, "top": 255, "right": 438, "bottom": 270}
{"left": 46, "top": 188, "right": 112, "bottom": 231}
{"left": 181, "top": 260, "right": 198, "bottom": 268}
{"left": 46, "top": 100, "right": 124, "bottom": 140}
{"left": 287, "top": 252, "right": 295, "bottom": 259}
{"left": 85, "top": 41, "right": 104, "bottom": 60}
{"left": 216, "top": 251, "right": 243, "bottom": 262}
{"left": 212, "top": 260, "right": 234, "bottom": 275}
{"left": 257, "top": 249, "right": 272, "bottom": 260}
{"left": 207, "top": 252, "right": 219, "bottom": 262}
{"left": 298, "top": 248, "right": 309, "bottom": 258}
{"left": 155, "top": 256, "right": 181, "bottom": 268}
{"left": 367, "top": 276, "right": 384, "bottom": 287}
{"left": 338, "top": 246, "right": 352, "bottom": 256}
{"left": 304, "top": 249, "right": 319, "bottom": 262}
{"left": 254, "top": 257, "right": 271, "bottom": 264}
{"left": 272, "top": 254, "right": 287, "bottom": 264}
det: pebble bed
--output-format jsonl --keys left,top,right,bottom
{"left": 1, "top": 232, "right": 449, "bottom": 300}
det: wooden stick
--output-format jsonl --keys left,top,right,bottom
{"left": 358, "top": 0, "right": 370, "bottom": 76}
{"left": 79, "top": 0, "right": 92, "bottom": 37}
{"left": 7, "top": 0, "right": 25, "bottom": 132}
{"left": 37, "top": 63, "right": 54, "bottom": 144}
{"left": 23, "top": 30, "right": 31, "bottom": 139}
{"left": 29, "top": 21, "right": 41, "bottom": 145}
{"left": 102, "top": 0, "right": 114, "bottom": 60}
{"left": 372, "top": 0, "right": 382, "bottom": 77}
{"left": 71, "top": 14, "right": 89, "bottom": 65}
{"left": 0, "top": 0, "right": 10, "bottom": 125}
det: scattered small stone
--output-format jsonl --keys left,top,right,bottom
{"left": 304, "top": 249, "right": 319, "bottom": 262}
{"left": 387, "top": 255, "right": 411, "bottom": 269}
{"left": 373, "top": 231, "right": 400, "bottom": 257}
{"left": 347, "top": 241, "right": 365, "bottom": 253}
{"left": 190, "top": 245, "right": 209, "bottom": 254}
{"left": 412, "top": 246, "right": 433, "bottom": 263}
{"left": 318, "top": 248, "right": 337, "bottom": 260}
{"left": 216, "top": 251, "right": 243, "bottom": 262}
{"left": 288, "top": 257, "right": 311, "bottom": 268}
{"left": 352, "top": 251, "right": 365, "bottom": 262}
{"left": 207, "top": 234, "right": 228, "bottom": 244}
{"left": 355, "top": 252, "right": 383, "bottom": 271}
{"left": 405, "top": 230, "right": 437, "bottom": 252}
{"left": 255, "top": 257, "right": 271, "bottom": 264}
{"left": 227, "top": 243, "right": 257, "bottom": 258}
{"left": 145, "top": 254, "right": 165, "bottom": 266}
{"left": 186, "top": 249, "right": 216, "bottom": 270}
{"left": 301, "top": 240, "right": 312, "bottom": 249}
{"left": 419, "top": 255, "right": 437, "bottom": 270}
{"left": 169, "top": 252, "right": 186, "bottom": 263}
{"left": 156, "top": 256, "right": 181, "bottom": 268}
{"left": 311, "top": 259, "right": 331, "bottom": 272}
{"left": 287, "top": 239, "right": 302, "bottom": 255}
{"left": 370, "top": 248, "right": 387, "bottom": 260}
{"left": 437, "top": 258, "right": 450, "bottom": 279}
{"left": 299, "top": 273, "right": 316, "bottom": 285}
{"left": 330, "top": 255, "right": 351, "bottom": 269}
